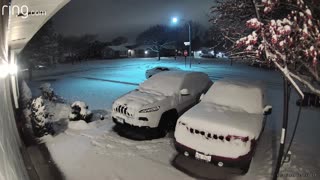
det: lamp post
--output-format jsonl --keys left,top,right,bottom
{"left": 171, "top": 17, "right": 192, "bottom": 59}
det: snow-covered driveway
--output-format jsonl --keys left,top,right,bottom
{"left": 27, "top": 58, "right": 320, "bottom": 180}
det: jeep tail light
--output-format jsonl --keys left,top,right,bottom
{"left": 226, "top": 135, "right": 249, "bottom": 142}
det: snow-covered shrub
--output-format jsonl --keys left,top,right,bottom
{"left": 69, "top": 101, "right": 92, "bottom": 122}
{"left": 30, "top": 96, "right": 53, "bottom": 137}
{"left": 39, "top": 83, "right": 56, "bottom": 101}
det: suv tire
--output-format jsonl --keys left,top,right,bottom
{"left": 158, "top": 110, "right": 178, "bottom": 137}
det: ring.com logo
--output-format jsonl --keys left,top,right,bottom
{"left": 2, "top": 5, "right": 46, "bottom": 19}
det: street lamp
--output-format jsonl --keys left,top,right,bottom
{"left": 172, "top": 17, "right": 178, "bottom": 23}
{"left": 171, "top": 17, "right": 192, "bottom": 58}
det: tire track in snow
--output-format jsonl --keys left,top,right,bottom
{"left": 72, "top": 76, "right": 140, "bottom": 86}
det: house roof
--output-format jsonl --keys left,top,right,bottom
{"left": 107, "top": 45, "right": 129, "bottom": 51}
{"left": 120, "top": 42, "right": 136, "bottom": 47}
{"left": 133, "top": 44, "right": 176, "bottom": 50}
{"left": 133, "top": 45, "right": 151, "bottom": 50}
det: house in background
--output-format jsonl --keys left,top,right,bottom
{"left": 100, "top": 43, "right": 177, "bottom": 59}
{"left": 132, "top": 44, "right": 176, "bottom": 58}
{"left": 132, "top": 45, "right": 156, "bottom": 57}
{"left": 162, "top": 45, "right": 176, "bottom": 57}
{"left": 102, "top": 45, "right": 129, "bottom": 59}
{"left": 122, "top": 43, "right": 136, "bottom": 57}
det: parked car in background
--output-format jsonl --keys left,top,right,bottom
{"left": 20, "top": 64, "right": 48, "bottom": 72}
{"left": 250, "top": 59, "right": 274, "bottom": 69}
{"left": 199, "top": 51, "right": 215, "bottom": 58}
{"left": 216, "top": 52, "right": 227, "bottom": 58}
{"left": 34, "top": 64, "right": 48, "bottom": 70}
{"left": 145, "top": 66, "right": 181, "bottom": 79}
{"left": 174, "top": 79, "right": 272, "bottom": 174}
{"left": 112, "top": 71, "right": 212, "bottom": 140}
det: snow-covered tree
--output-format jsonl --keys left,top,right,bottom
{"left": 210, "top": 0, "right": 256, "bottom": 53}
{"left": 136, "top": 25, "right": 175, "bottom": 60}
{"left": 30, "top": 96, "right": 52, "bottom": 137}
{"left": 21, "top": 20, "right": 60, "bottom": 65}
{"left": 236, "top": 0, "right": 320, "bottom": 96}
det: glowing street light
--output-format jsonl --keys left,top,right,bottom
{"left": 171, "top": 17, "right": 191, "bottom": 56}
{"left": 172, "top": 17, "right": 178, "bottom": 24}
{"left": 171, "top": 17, "right": 192, "bottom": 60}
{"left": 145, "top": 50, "right": 148, "bottom": 55}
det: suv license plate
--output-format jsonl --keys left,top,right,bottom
{"left": 116, "top": 117, "right": 125, "bottom": 124}
{"left": 195, "top": 152, "right": 211, "bottom": 162}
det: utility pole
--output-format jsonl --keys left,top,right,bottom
{"left": 188, "top": 21, "right": 192, "bottom": 68}
{"left": 273, "top": 78, "right": 290, "bottom": 180}
{"left": 171, "top": 17, "right": 192, "bottom": 68}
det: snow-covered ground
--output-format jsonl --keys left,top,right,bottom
{"left": 25, "top": 57, "right": 320, "bottom": 180}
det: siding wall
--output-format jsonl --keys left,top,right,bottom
{"left": 0, "top": 0, "right": 29, "bottom": 179}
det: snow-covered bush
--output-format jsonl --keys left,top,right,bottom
{"left": 30, "top": 96, "right": 53, "bottom": 137}
{"left": 69, "top": 101, "right": 92, "bottom": 122}
{"left": 39, "top": 83, "right": 56, "bottom": 100}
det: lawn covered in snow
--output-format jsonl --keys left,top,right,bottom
{"left": 25, "top": 58, "right": 320, "bottom": 180}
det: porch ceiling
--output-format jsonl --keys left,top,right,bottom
{"left": 8, "top": 0, "right": 70, "bottom": 53}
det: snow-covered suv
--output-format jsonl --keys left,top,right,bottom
{"left": 174, "top": 79, "right": 272, "bottom": 173}
{"left": 145, "top": 66, "right": 181, "bottom": 79}
{"left": 112, "top": 71, "right": 212, "bottom": 140}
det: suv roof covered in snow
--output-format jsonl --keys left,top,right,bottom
{"left": 139, "top": 71, "right": 208, "bottom": 96}
{"left": 203, "top": 79, "right": 265, "bottom": 114}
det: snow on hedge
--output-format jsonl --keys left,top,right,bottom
{"left": 31, "top": 97, "right": 50, "bottom": 137}
{"left": 69, "top": 101, "right": 93, "bottom": 122}
{"left": 71, "top": 101, "right": 91, "bottom": 117}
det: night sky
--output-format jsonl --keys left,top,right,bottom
{"left": 52, "top": 0, "right": 213, "bottom": 41}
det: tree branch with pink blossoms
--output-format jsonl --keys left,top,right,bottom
{"left": 236, "top": 0, "right": 320, "bottom": 96}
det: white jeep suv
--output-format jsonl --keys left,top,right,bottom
{"left": 174, "top": 79, "right": 272, "bottom": 173}
{"left": 112, "top": 71, "right": 212, "bottom": 140}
